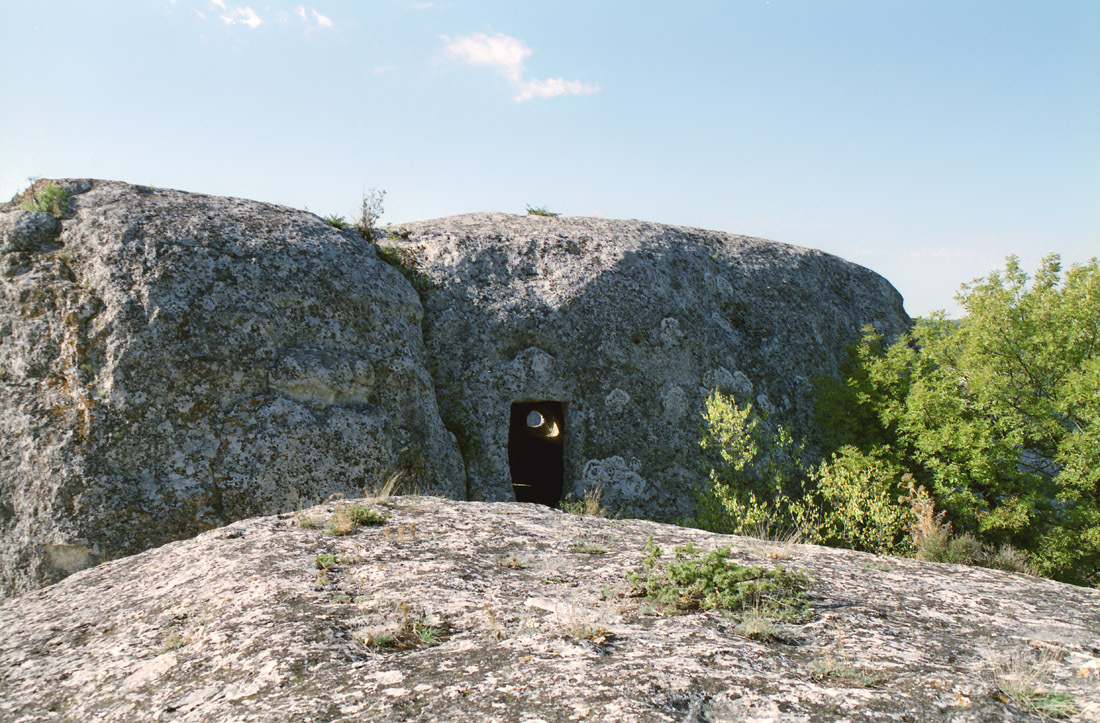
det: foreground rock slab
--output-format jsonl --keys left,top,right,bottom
{"left": 2, "top": 497, "right": 1096, "bottom": 722}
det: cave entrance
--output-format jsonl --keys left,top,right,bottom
{"left": 508, "top": 401, "right": 565, "bottom": 508}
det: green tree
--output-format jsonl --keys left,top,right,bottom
{"left": 694, "top": 390, "right": 823, "bottom": 540}
{"left": 822, "top": 255, "right": 1099, "bottom": 586}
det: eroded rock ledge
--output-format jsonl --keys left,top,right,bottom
{"left": 1, "top": 497, "right": 1096, "bottom": 722}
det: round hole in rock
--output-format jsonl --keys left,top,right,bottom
{"left": 508, "top": 401, "right": 564, "bottom": 507}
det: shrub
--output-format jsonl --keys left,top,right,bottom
{"left": 525, "top": 205, "right": 558, "bottom": 217}
{"left": 811, "top": 446, "right": 912, "bottom": 555}
{"left": 22, "top": 182, "right": 69, "bottom": 217}
{"left": 692, "top": 391, "right": 823, "bottom": 541}
{"left": 627, "top": 537, "right": 810, "bottom": 622}
{"left": 322, "top": 214, "right": 349, "bottom": 229}
{"left": 817, "top": 255, "right": 1100, "bottom": 587}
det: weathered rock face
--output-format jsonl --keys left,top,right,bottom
{"left": 1, "top": 496, "right": 1096, "bottom": 722}
{"left": 391, "top": 214, "right": 909, "bottom": 518}
{"left": 0, "top": 180, "right": 463, "bottom": 597}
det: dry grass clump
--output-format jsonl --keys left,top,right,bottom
{"left": 907, "top": 481, "right": 1034, "bottom": 575}
{"left": 985, "top": 649, "right": 1079, "bottom": 719}
{"left": 561, "top": 485, "right": 610, "bottom": 517}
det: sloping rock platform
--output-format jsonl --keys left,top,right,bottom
{"left": 2, "top": 497, "right": 1096, "bottom": 722}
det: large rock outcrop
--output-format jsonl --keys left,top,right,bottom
{"left": 0, "top": 180, "right": 463, "bottom": 597}
{"left": 390, "top": 214, "right": 909, "bottom": 518}
{"left": 1, "top": 496, "right": 1096, "bottom": 722}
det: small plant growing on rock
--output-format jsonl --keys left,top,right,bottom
{"left": 807, "top": 654, "right": 884, "bottom": 687}
{"left": 356, "top": 188, "right": 386, "bottom": 242}
{"left": 158, "top": 631, "right": 187, "bottom": 653}
{"left": 22, "top": 182, "right": 69, "bottom": 217}
{"left": 986, "top": 650, "right": 1080, "bottom": 719}
{"left": 734, "top": 606, "right": 786, "bottom": 642}
{"left": 295, "top": 511, "right": 324, "bottom": 529}
{"left": 314, "top": 553, "right": 338, "bottom": 570}
{"left": 627, "top": 537, "right": 810, "bottom": 622}
{"left": 375, "top": 244, "right": 434, "bottom": 298}
{"left": 525, "top": 205, "right": 558, "bottom": 217}
{"left": 322, "top": 214, "right": 349, "bottom": 229}
{"left": 326, "top": 503, "right": 387, "bottom": 536}
{"left": 561, "top": 485, "right": 609, "bottom": 517}
{"left": 357, "top": 603, "right": 447, "bottom": 650}
{"left": 570, "top": 539, "right": 606, "bottom": 555}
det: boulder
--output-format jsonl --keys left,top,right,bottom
{"left": 0, "top": 180, "right": 463, "bottom": 597}
{"left": 1, "top": 496, "right": 1096, "bottom": 722}
{"left": 389, "top": 214, "right": 909, "bottom": 518}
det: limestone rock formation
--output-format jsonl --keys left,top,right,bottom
{"left": 0, "top": 180, "right": 463, "bottom": 597}
{"left": 1, "top": 497, "right": 1096, "bottom": 722}
{"left": 389, "top": 214, "right": 909, "bottom": 518}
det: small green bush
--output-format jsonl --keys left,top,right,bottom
{"left": 23, "top": 182, "right": 69, "bottom": 217}
{"left": 525, "top": 205, "right": 558, "bottom": 217}
{"left": 322, "top": 214, "right": 349, "bottom": 229}
{"left": 627, "top": 538, "right": 810, "bottom": 622}
{"left": 314, "top": 553, "right": 338, "bottom": 570}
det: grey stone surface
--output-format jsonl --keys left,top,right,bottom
{"left": 0, "top": 180, "right": 462, "bottom": 597}
{"left": 1, "top": 496, "right": 1096, "bottom": 722}
{"left": 390, "top": 213, "right": 909, "bottom": 518}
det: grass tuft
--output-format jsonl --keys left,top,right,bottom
{"left": 326, "top": 502, "right": 388, "bottom": 536}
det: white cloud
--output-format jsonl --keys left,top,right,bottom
{"left": 442, "top": 32, "right": 599, "bottom": 102}
{"left": 218, "top": 4, "right": 262, "bottom": 28}
{"left": 514, "top": 77, "right": 600, "bottom": 102}
{"left": 211, "top": 0, "right": 226, "bottom": 8}
{"left": 294, "top": 5, "right": 334, "bottom": 29}
{"left": 442, "top": 32, "right": 531, "bottom": 83}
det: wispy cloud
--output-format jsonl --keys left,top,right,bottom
{"left": 213, "top": 1, "right": 262, "bottom": 28}
{"left": 515, "top": 77, "right": 600, "bottom": 102}
{"left": 295, "top": 5, "right": 334, "bottom": 28}
{"left": 441, "top": 32, "right": 600, "bottom": 103}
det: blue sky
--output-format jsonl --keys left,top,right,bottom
{"left": 1, "top": 1, "right": 1096, "bottom": 317}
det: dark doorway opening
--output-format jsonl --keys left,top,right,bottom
{"left": 508, "top": 401, "right": 564, "bottom": 507}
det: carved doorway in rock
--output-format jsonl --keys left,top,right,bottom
{"left": 508, "top": 401, "right": 564, "bottom": 507}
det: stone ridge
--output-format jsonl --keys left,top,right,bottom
{"left": 0, "top": 496, "right": 1096, "bottom": 722}
{"left": 393, "top": 212, "right": 909, "bottom": 518}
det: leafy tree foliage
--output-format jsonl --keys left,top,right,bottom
{"left": 696, "top": 254, "right": 1098, "bottom": 587}
{"left": 819, "top": 254, "right": 1099, "bottom": 586}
